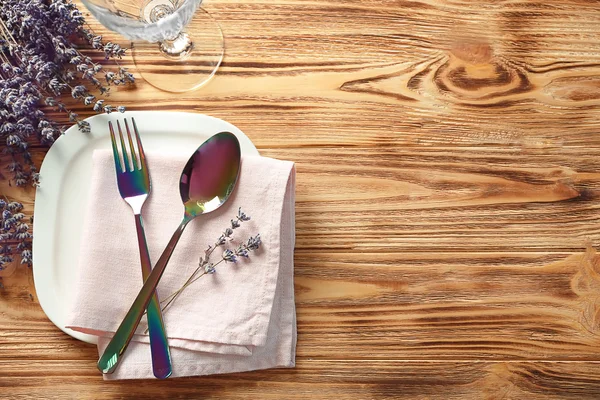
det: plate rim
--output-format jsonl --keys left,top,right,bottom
{"left": 32, "top": 111, "right": 259, "bottom": 344}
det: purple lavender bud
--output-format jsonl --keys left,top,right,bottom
{"left": 12, "top": 213, "right": 24, "bottom": 222}
{"left": 91, "top": 35, "right": 103, "bottom": 50}
{"left": 234, "top": 244, "right": 249, "bottom": 258}
{"left": 40, "top": 121, "right": 53, "bottom": 130}
{"left": 103, "top": 42, "right": 114, "bottom": 59}
{"left": 124, "top": 72, "right": 135, "bottom": 83}
{"left": 111, "top": 44, "right": 124, "bottom": 58}
{"left": 7, "top": 134, "right": 21, "bottom": 146}
{"left": 22, "top": 124, "right": 35, "bottom": 135}
{"left": 3, "top": 217, "right": 16, "bottom": 230}
{"left": 41, "top": 127, "right": 55, "bottom": 142}
{"left": 83, "top": 95, "right": 95, "bottom": 106}
{"left": 69, "top": 9, "right": 84, "bottom": 25}
{"left": 77, "top": 120, "right": 91, "bottom": 134}
{"left": 20, "top": 249, "right": 32, "bottom": 265}
{"left": 237, "top": 208, "right": 251, "bottom": 221}
{"left": 1, "top": 123, "right": 15, "bottom": 134}
{"left": 70, "top": 85, "right": 86, "bottom": 98}
{"left": 48, "top": 78, "right": 67, "bottom": 94}
{"left": 93, "top": 99, "right": 105, "bottom": 112}
{"left": 64, "top": 48, "right": 78, "bottom": 58}
{"left": 222, "top": 249, "right": 237, "bottom": 263}
{"left": 204, "top": 263, "right": 216, "bottom": 274}
{"left": 246, "top": 234, "right": 261, "bottom": 251}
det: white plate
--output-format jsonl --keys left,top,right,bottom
{"left": 32, "top": 111, "right": 259, "bottom": 344}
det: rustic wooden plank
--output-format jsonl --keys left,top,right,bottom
{"left": 63, "top": 0, "right": 600, "bottom": 150}
{"left": 2, "top": 359, "right": 600, "bottom": 399}
{"left": 4, "top": 0, "right": 600, "bottom": 397}
{"left": 3, "top": 249, "right": 600, "bottom": 362}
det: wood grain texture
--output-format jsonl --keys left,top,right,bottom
{"left": 3, "top": 0, "right": 600, "bottom": 398}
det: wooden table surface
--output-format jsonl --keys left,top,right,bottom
{"left": 3, "top": 0, "right": 600, "bottom": 398}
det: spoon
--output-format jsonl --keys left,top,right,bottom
{"left": 97, "top": 131, "right": 242, "bottom": 375}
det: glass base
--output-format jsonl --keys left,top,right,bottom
{"left": 131, "top": 7, "right": 224, "bottom": 93}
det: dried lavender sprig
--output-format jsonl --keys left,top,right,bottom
{"left": 173, "top": 235, "right": 261, "bottom": 294}
{"left": 0, "top": 65, "right": 53, "bottom": 184}
{"left": 11, "top": 0, "right": 129, "bottom": 92}
{"left": 2, "top": 6, "right": 112, "bottom": 98}
{"left": 0, "top": 0, "right": 132, "bottom": 186}
{"left": 2, "top": 0, "right": 133, "bottom": 111}
{"left": 159, "top": 234, "right": 261, "bottom": 316}
{"left": 143, "top": 209, "right": 258, "bottom": 329}
{"left": 159, "top": 208, "right": 253, "bottom": 309}
{"left": 79, "top": 24, "right": 135, "bottom": 87}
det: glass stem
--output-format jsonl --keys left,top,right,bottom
{"left": 158, "top": 32, "right": 193, "bottom": 60}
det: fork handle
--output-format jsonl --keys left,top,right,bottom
{"left": 134, "top": 214, "right": 172, "bottom": 379}
{"left": 97, "top": 218, "right": 189, "bottom": 375}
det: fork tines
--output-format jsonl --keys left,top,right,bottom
{"left": 108, "top": 118, "right": 147, "bottom": 173}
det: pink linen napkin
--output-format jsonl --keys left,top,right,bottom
{"left": 65, "top": 149, "right": 296, "bottom": 379}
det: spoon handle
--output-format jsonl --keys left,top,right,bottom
{"left": 97, "top": 218, "right": 189, "bottom": 375}
{"left": 134, "top": 214, "right": 171, "bottom": 379}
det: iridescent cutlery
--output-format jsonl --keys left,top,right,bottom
{"left": 98, "top": 131, "right": 242, "bottom": 375}
{"left": 108, "top": 118, "right": 172, "bottom": 379}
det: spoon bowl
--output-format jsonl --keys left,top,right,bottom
{"left": 180, "top": 132, "right": 241, "bottom": 219}
{"left": 98, "top": 131, "right": 241, "bottom": 375}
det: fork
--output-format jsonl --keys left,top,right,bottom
{"left": 109, "top": 118, "right": 172, "bottom": 379}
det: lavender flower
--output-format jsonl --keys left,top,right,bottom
{"left": 77, "top": 120, "right": 91, "bottom": 134}
{"left": 93, "top": 99, "right": 104, "bottom": 112}
{"left": 90, "top": 35, "right": 102, "bottom": 50}
{"left": 0, "top": 200, "right": 31, "bottom": 270}
{"left": 237, "top": 208, "right": 251, "bottom": 222}
{"left": 1, "top": 0, "right": 134, "bottom": 186}
{"left": 83, "top": 95, "right": 95, "bottom": 105}
{"left": 20, "top": 249, "right": 32, "bottom": 265}
{"left": 119, "top": 67, "right": 135, "bottom": 83}
{"left": 246, "top": 234, "right": 261, "bottom": 251}
{"left": 204, "top": 263, "right": 215, "bottom": 274}
{"left": 222, "top": 249, "right": 237, "bottom": 263}
{"left": 216, "top": 235, "right": 227, "bottom": 246}
{"left": 234, "top": 244, "right": 249, "bottom": 258}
